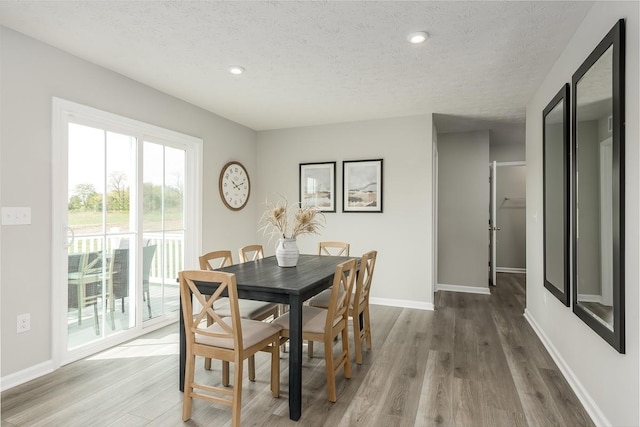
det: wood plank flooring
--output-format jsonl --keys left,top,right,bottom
{"left": 1, "top": 273, "right": 594, "bottom": 426}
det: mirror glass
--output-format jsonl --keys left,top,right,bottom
{"left": 543, "top": 85, "right": 569, "bottom": 305}
{"left": 572, "top": 19, "right": 624, "bottom": 353}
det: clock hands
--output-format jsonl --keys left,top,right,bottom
{"left": 231, "top": 179, "right": 246, "bottom": 190}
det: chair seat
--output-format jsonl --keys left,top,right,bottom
{"left": 213, "top": 298, "right": 279, "bottom": 320}
{"left": 273, "top": 306, "right": 340, "bottom": 335}
{"left": 308, "top": 289, "right": 353, "bottom": 309}
{"left": 196, "top": 317, "right": 282, "bottom": 350}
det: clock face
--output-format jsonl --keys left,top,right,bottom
{"left": 219, "top": 161, "right": 250, "bottom": 211}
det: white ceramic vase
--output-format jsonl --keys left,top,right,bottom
{"left": 275, "top": 238, "right": 299, "bottom": 267}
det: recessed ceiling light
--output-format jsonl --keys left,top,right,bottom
{"left": 228, "top": 66, "right": 245, "bottom": 75}
{"left": 407, "top": 31, "right": 429, "bottom": 44}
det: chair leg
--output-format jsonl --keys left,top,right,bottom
{"left": 182, "top": 353, "right": 196, "bottom": 421}
{"left": 323, "top": 336, "right": 337, "bottom": 402}
{"left": 121, "top": 297, "right": 125, "bottom": 313}
{"left": 205, "top": 314, "right": 213, "bottom": 370}
{"left": 270, "top": 341, "right": 280, "bottom": 398}
{"left": 78, "top": 293, "right": 83, "bottom": 326}
{"left": 222, "top": 361, "right": 230, "bottom": 387}
{"left": 109, "top": 308, "right": 115, "bottom": 330}
{"left": 93, "top": 303, "right": 100, "bottom": 335}
{"left": 342, "top": 326, "right": 352, "bottom": 379}
{"left": 308, "top": 340, "right": 314, "bottom": 358}
{"left": 353, "top": 312, "right": 364, "bottom": 365}
{"left": 231, "top": 359, "right": 243, "bottom": 427}
{"left": 249, "top": 356, "right": 256, "bottom": 382}
{"left": 145, "top": 289, "right": 152, "bottom": 318}
{"left": 364, "top": 305, "right": 372, "bottom": 350}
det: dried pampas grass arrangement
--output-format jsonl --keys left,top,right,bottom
{"left": 259, "top": 198, "right": 325, "bottom": 240}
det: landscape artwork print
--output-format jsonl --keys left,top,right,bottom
{"left": 299, "top": 162, "right": 336, "bottom": 212}
{"left": 343, "top": 159, "right": 383, "bottom": 213}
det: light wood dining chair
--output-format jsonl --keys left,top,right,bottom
{"left": 349, "top": 250, "right": 377, "bottom": 364}
{"left": 179, "top": 269, "right": 281, "bottom": 426}
{"left": 306, "top": 241, "right": 351, "bottom": 356}
{"left": 238, "top": 244, "right": 264, "bottom": 263}
{"left": 318, "top": 241, "right": 350, "bottom": 257}
{"left": 199, "top": 250, "right": 280, "bottom": 383}
{"left": 308, "top": 250, "right": 378, "bottom": 363}
{"left": 274, "top": 258, "right": 357, "bottom": 402}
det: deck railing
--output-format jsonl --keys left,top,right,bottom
{"left": 68, "top": 233, "right": 183, "bottom": 283}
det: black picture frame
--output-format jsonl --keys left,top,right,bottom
{"left": 342, "top": 159, "right": 383, "bottom": 213}
{"left": 542, "top": 83, "right": 570, "bottom": 306}
{"left": 299, "top": 161, "right": 336, "bottom": 212}
{"left": 571, "top": 19, "right": 625, "bottom": 353}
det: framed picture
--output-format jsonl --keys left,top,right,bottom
{"left": 342, "top": 159, "right": 383, "bottom": 213}
{"left": 299, "top": 162, "right": 336, "bottom": 212}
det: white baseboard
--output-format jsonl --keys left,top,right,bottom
{"left": 436, "top": 283, "right": 491, "bottom": 295}
{"left": 1, "top": 359, "right": 55, "bottom": 392}
{"left": 523, "top": 309, "right": 607, "bottom": 427}
{"left": 496, "top": 267, "right": 526, "bottom": 274}
{"left": 369, "top": 297, "right": 434, "bottom": 311}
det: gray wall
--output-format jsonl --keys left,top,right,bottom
{"left": 255, "top": 116, "right": 435, "bottom": 304}
{"left": 0, "top": 28, "right": 258, "bottom": 377}
{"left": 525, "top": 2, "right": 639, "bottom": 425}
{"left": 437, "top": 131, "right": 490, "bottom": 288}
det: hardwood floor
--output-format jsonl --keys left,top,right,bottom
{"left": 1, "top": 273, "right": 593, "bottom": 426}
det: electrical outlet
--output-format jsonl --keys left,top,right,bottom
{"left": 17, "top": 313, "right": 30, "bottom": 333}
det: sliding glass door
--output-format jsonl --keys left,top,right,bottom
{"left": 54, "top": 98, "right": 201, "bottom": 364}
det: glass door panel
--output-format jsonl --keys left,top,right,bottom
{"left": 143, "top": 142, "right": 185, "bottom": 321}
{"left": 67, "top": 123, "right": 137, "bottom": 349}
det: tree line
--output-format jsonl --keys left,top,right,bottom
{"left": 68, "top": 171, "right": 182, "bottom": 212}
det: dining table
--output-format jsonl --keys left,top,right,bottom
{"left": 178, "top": 253, "right": 355, "bottom": 421}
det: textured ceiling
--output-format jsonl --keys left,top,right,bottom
{"left": 0, "top": 1, "right": 593, "bottom": 132}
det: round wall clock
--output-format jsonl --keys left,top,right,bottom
{"left": 219, "top": 161, "right": 250, "bottom": 211}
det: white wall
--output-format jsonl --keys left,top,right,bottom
{"left": 255, "top": 115, "right": 434, "bottom": 308}
{"left": 525, "top": 2, "right": 639, "bottom": 426}
{"left": 437, "top": 131, "right": 490, "bottom": 290}
{"left": 0, "top": 28, "right": 258, "bottom": 378}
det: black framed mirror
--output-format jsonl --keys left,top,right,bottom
{"left": 543, "top": 84, "right": 570, "bottom": 306}
{"left": 572, "top": 19, "right": 625, "bottom": 353}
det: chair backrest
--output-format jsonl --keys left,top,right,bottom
{"left": 109, "top": 248, "right": 130, "bottom": 297}
{"left": 238, "top": 245, "right": 264, "bottom": 263}
{"left": 353, "top": 251, "right": 377, "bottom": 311}
{"left": 84, "top": 251, "right": 104, "bottom": 273}
{"left": 199, "top": 250, "right": 233, "bottom": 270}
{"left": 179, "top": 269, "right": 242, "bottom": 349}
{"left": 68, "top": 253, "right": 83, "bottom": 274}
{"left": 318, "top": 241, "right": 350, "bottom": 257}
{"left": 325, "top": 259, "right": 357, "bottom": 331}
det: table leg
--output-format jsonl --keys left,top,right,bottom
{"left": 288, "top": 295, "right": 303, "bottom": 421}
{"left": 179, "top": 294, "right": 186, "bottom": 392}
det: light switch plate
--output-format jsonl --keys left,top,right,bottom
{"left": 1, "top": 207, "right": 31, "bottom": 225}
